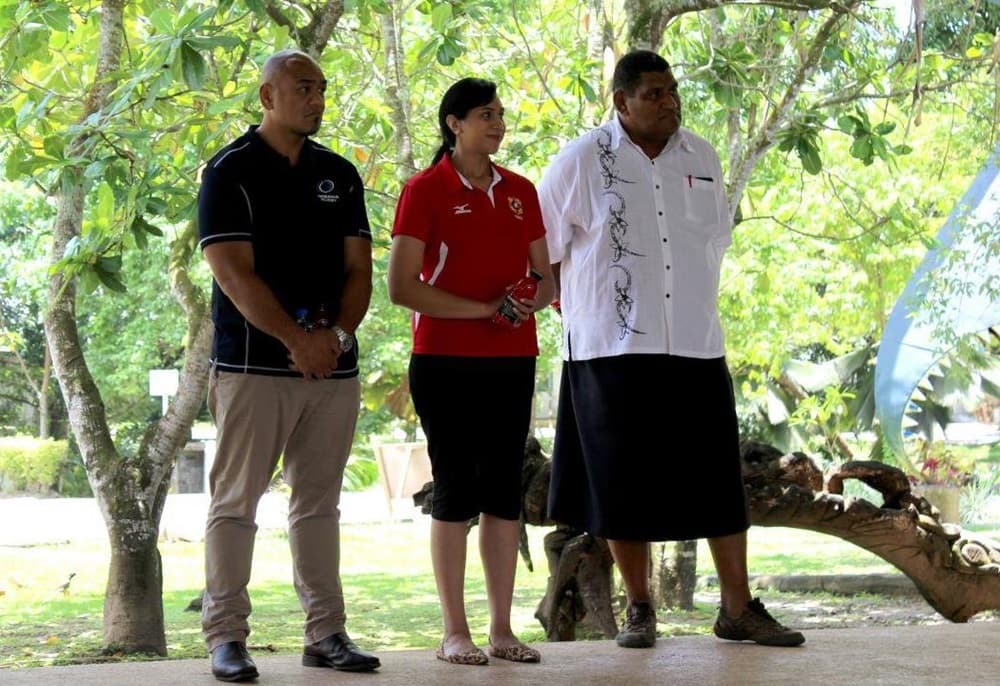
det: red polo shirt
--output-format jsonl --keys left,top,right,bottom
{"left": 391, "top": 155, "right": 545, "bottom": 357}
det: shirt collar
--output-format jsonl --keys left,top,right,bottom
{"left": 608, "top": 115, "right": 694, "bottom": 155}
{"left": 439, "top": 153, "right": 503, "bottom": 193}
{"left": 247, "top": 125, "right": 314, "bottom": 166}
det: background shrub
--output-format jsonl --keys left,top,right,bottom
{"left": 0, "top": 436, "right": 68, "bottom": 493}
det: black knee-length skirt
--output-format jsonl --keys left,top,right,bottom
{"left": 548, "top": 354, "right": 750, "bottom": 541}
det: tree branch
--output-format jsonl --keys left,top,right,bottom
{"left": 728, "top": 0, "right": 862, "bottom": 213}
{"left": 659, "top": 0, "right": 852, "bottom": 28}
{"left": 511, "top": 3, "right": 567, "bottom": 115}
{"left": 300, "top": 1, "right": 346, "bottom": 58}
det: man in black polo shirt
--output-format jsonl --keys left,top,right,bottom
{"left": 197, "top": 49, "right": 378, "bottom": 682}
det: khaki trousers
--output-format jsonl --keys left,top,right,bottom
{"left": 202, "top": 370, "right": 360, "bottom": 650}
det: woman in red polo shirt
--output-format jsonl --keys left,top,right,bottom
{"left": 388, "top": 78, "right": 554, "bottom": 666}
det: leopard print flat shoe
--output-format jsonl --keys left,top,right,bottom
{"left": 488, "top": 641, "right": 541, "bottom": 663}
{"left": 435, "top": 644, "right": 488, "bottom": 666}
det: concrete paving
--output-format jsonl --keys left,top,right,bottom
{"left": 2, "top": 624, "right": 997, "bottom": 686}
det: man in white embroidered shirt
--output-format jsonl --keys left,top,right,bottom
{"left": 537, "top": 49, "right": 804, "bottom": 650}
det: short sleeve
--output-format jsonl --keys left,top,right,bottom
{"left": 391, "top": 179, "right": 434, "bottom": 242}
{"left": 537, "top": 147, "right": 586, "bottom": 264}
{"left": 344, "top": 165, "right": 373, "bottom": 241}
{"left": 197, "top": 165, "right": 253, "bottom": 250}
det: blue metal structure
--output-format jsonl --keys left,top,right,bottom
{"left": 874, "top": 145, "right": 1000, "bottom": 458}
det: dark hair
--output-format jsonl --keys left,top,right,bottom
{"left": 430, "top": 78, "right": 498, "bottom": 166}
{"left": 612, "top": 50, "right": 671, "bottom": 94}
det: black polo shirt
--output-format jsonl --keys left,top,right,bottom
{"left": 198, "top": 126, "right": 371, "bottom": 377}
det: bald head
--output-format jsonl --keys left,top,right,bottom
{"left": 261, "top": 49, "right": 321, "bottom": 87}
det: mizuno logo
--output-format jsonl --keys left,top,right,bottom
{"left": 453, "top": 204, "right": 472, "bottom": 215}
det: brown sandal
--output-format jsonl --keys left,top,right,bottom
{"left": 435, "top": 644, "right": 488, "bottom": 666}
{"left": 488, "top": 641, "right": 541, "bottom": 663}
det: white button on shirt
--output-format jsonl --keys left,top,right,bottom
{"left": 538, "top": 116, "right": 732, "bottom": 361}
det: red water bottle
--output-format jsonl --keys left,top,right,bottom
{"left": 492, "top": 269, "right": 542, "bottom": 328}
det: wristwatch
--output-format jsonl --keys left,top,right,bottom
{"left": 332, "top": 325, "right": 354, "bottom": 353}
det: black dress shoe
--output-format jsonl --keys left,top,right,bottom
{"left": 302, "top": 632, "right": 380, "bottom": 672}
{"left": 211, "top": 641, "right": 259, "bottom": 682}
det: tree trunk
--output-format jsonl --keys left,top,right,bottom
{"left": 381, "top": 0, "right": 417, "bottom": 180}
{"left": 39, "top": 344, "right": 51, "bottom": 440}
{"left": 624, "top": 0, "right": 669, "bottom": 52}
{"left": 656, "top": 539, "right": 697, "bottom": 610}
{"left": 535, "top": 526, "right": 618, "bottom": 641}
{"left": 43, "top": 0, "right": 172, "bottom": 655}
{"left": 102, "top": 523, "right": 164, "bottom": 654}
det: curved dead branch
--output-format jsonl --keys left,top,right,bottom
{"left": 742, "top": 442, "right": 1000, "bottom": 622}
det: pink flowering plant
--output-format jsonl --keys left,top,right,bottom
{"left": 911, "top": 441, "right": 973, "bottom": 488}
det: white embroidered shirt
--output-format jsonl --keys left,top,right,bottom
{"left": 538, "top": 116, "right": 732, "bottom": 361}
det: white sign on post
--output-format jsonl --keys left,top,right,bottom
{"left": 149, "top": 369, "right": 180, "bottom": 416}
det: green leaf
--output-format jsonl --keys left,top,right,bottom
{"left": 973, "top": 32, "right": 995, "bottom": 46}
{"left": 98, "top": 255, "right": 122, "bottom": 274}
{"left": 799, "top": 144, "right": 822, "bottom": 175}
{"left": 144, "top": 197, "right": 169, "bottom": 217}
{"left": 96, "top": 181, "right": 115, "bottom": 229}
{"left": 430, "top": 3, "right": 452, "bottom": 31}
{"left": 894, "top": 144, "right": 913, "bottom": 155}
{"left": 132, "top": 224, "right": 148, "bottom": 249}
{"left": 134, "top": 215, "right": 164, "bottom": 236}
{"left": 38, "top": 2, "right": 71, "bottom": 31}
{"left": 180, "top": 41, "right": 207, "bottom": 90}
{"left": 874, "top": 121, "right": 896, "bottom": 135}
{"left": 61, "top": 236, "right": 81, "bottom": 259}
{"left": 837, "top": 116, "right": 859, "bottom": 135}
{"left": 95, "top": 266, "right": 127, "bottom": 293}
{"left": 182, "top": 7, "right": 217, "bottom": 32}
{"left": 4, "top": 148, "right": 20, "bottom": 179}
{"left": 712, "top": 83, "right": 740, "bottom": 108}
{"left": 849, "top": 136, "right": 873, "bottom": 163}
{"left": 436, "top": 39, "right": 459, "bottom": 66}
{"left": 79, "top": 268, "right": 99, "bottom": 295}
{"left": 13, "top": 22, "right": 50, "bottom": 59}
{"left": 149, "top": 7, "right": 173, "bottom": 33}
{"left": 207, "top": 93, "right": 246, "bottom": 116}
{"left": 42, "top": 135, "right": 63, "bottom": 159}
{"left": 84, "top": 160, "right": 107, "bottom": 179}
{"left": 579, "top": 79, "right": 598, "bottom": 103}
{"left": 871, "top": 136, "right": 891, "bottom": 161}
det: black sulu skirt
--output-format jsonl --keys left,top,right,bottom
{"left": 548, "top": 353, "right": 750, "bottom": 541}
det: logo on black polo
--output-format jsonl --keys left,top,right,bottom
{"left": 316, "top": 179, "right": 339, "bottom": 203}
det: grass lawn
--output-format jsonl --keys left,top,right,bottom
{"left": 0, "top": 520, "right": 988, "bottom": 670}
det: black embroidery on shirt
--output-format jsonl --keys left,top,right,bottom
{"left": 610, "top": 264, "right": 646, "bottom": 339}
{"left": 596, "top": 130, "right": 634, "bottom": 190}
{"left": 595, "top": 129, "right": 645, "bottom": 340}
{"left": 606, "top": 190, "right": 644, "bottom": 263}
